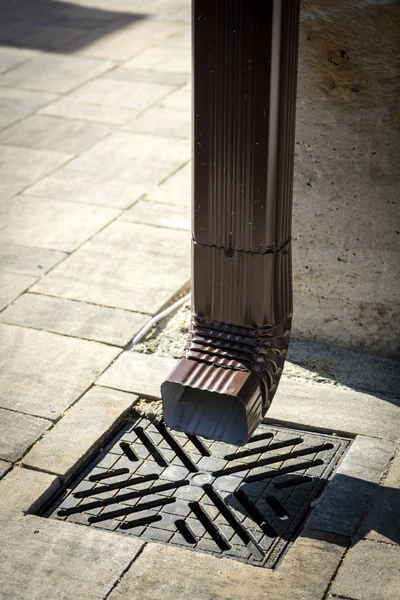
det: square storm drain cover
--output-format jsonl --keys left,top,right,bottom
{"left": 46, "top": 417, "right": 350, "bottom": 568}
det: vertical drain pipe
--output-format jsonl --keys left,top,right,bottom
{"left": 162, "top": 0, "right": 300, "bottom": 445}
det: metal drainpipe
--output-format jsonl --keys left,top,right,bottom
{"left": 161, "top": 0, "right": 300, "bottom": 446}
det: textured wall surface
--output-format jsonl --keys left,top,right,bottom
{"left": 292, "top": 0, "right": 400, "bottom": 357}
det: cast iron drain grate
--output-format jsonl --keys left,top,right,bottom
{"left": 46, "top": 418, "right": 350, "bottom": 568}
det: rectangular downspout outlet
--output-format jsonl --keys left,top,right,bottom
{"left": 162, "top": 0, "right": 300, "bottom": 446}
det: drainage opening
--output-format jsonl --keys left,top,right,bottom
{"left": 44, "top": 417, "right": 350, "bottom": 568}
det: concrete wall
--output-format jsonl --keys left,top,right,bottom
{"left": 292, "top": 0, "right": 400, "bottom": 358}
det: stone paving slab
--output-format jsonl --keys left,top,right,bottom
{"left": 108, "top": 66, "right": 189, "bottom": 86}
{"left": 0, "top": 47, "right": 38, "bottom": 75}
{"left": 0, "top": 293, "right": 149, "bottom": 346}
{"left": 32, "top": 221, "right": 190, "bottom": 314}
{"left": 23, "top": 386, "right": 138, "bottom": 478}
{"left": 25, "top": 176, "right": 142, "bottom": 209}
{"left": 109, "top": 534, "right": 346, "bottom": 600}
{"left": 305, "top": 435, "right": 396, "bottom": 537}
{"left": 0, "top": 195, "right": 119, "bottom": 252}
{"left": 0, "top": 243, "right": 66, "bottom": 277}
{"left": 97, "top": 351, "right": 176, "bottom": 398}
{"left": 0, "top": 408, "right": 51, "bottom": 462}
{"left": 0, "top": 514, "right": 144, "bottom": 600}
{"left": 124, "top": 104, "right": 190, "bottom": 138}
{"left": 0, "top": 323, "right": 120, "bottom": 419}
{"left": 123, "top": 45, "right": 190, "bottom": 72}
{"left": 331, "top": 540, "right": 400, "bottom": 600}
{"left": 0, "top": 460, "right": 11, "bottom": 479}
{"left": 357, "top": 447, "right": 400, "bottom": 544}
{"left": 269, "top": 378, "right": 400, "bottom": 442}
{"left": 0, "top": 114, "right": 114, "bottom": 155}
{"left": 39, "top": 95, "right": 140, "bottom": 125}
{"left": 73, "top": 18, "right": 186, "bottom": 60}
{"left": 121, "top": 199, "right": 190, "bottom": 230}
{"left": 146, "top": 161, "right": 190, "bottom": 206}
{"left": 160, "top": 80, "right": 190, "bottom": 111}
{"left": 0, "top": 467, "right": 59, "bottom": 521}
{"left": 0, "top": 53, "right": 115, "bottom": 94}
{"left": 0, "top": 86, "right": 57, "bottom": 132}
{"left": 0, "top": 271, "right": 36, "bottom": 311}
{"left": 0, "top": 145, "right": 71, "bottom": 190}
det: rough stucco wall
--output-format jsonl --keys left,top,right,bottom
{"left": 292, "top": 0, "right": 400, "bottom": 358}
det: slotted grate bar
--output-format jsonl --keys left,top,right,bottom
{"left": 45, "top": 417, "right": 350, "bottom": 568}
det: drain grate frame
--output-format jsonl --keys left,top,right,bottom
{"left": 44, "top": 416, "right": 350, "bottom": 568}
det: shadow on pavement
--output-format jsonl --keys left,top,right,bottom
{"left": 0, "top": 0, "right": 147, "bottom": 54}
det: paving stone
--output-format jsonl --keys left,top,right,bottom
{"left": 98, "top": 351, "right": 176, "bottom": 398}
{"left": 0, "top": 272, "right": 36, "bottom": 310}
{"left": 0, "top": 195, "right": 119, "bottom": 253}
{"left": 0, "top": 460, "right": 11, "bottom": 479}
{"left": 108, "top": 534, "right": 345, "bottom": 600}
{"left": 124, "top": 105, "right": 190, "bottom": 138}
{"left": 0, "top": 243, "right": 66, "bottom": 277}
{"left": 0, "top": 19, "right": 87, "bottom": 52}
{"left": 0, "top": 145, "right": 71, "bottom": 189}
{"left": 121, "top": 200, "right": 190, "bottom": 230}
{"left": 47, "top": 132, "right": 190, "bottom": 206}
{"left": 0, "top": 515, "right": 143, "bottom": 600}
{"left": 0, "top": 48, "right": 37, "bottom": 75}
{"left": 0, "top": 86, "right": 57, "bottom": 131}
{"left": 49, "top": 78, "right": 174, "bottom": 114}
{"left": 123, "top": 46, "right": 190, "bottom": 72}
{"left": 305, "top": 436, "right": 395, "bottom": 537}
{"left": 0, "top": 467, "right": 59, "bottom": 520}
{"left": 0, "top": 54, "right": 115, "bottom": 94}
{"left": 39, "top": 95, "right": 140, "bottom": 125}
{"left": 0, "top": 408, "right": 51, "bottom": 462}
{"left": 160, "top": 81, "right": 190, "bottom": 111}
{"left": 75, "top": 18, "right": 185, "bottom": 60}
{"left": 32, "top": 221, "right": 190, "bottom": 314}
{"left": 25, "top": 176, "right": 143, "bottom": 209}
{"left": 107, "top": 66, "right": 189, "bottom": 86}
{"left": 146, "top": 161, "right": 190, "bottom": 207}
{"left": 0, "top": 115, "right": 113, "bottom": 155}
{"left": 23, "top": 386, "right": 138, "bottom": 477}
{"left": 0, "top": 293, "right": 149, "bottom": 346}
{"left": 331, "top": 540, "right": 400, "bottom": 600}
{"left": 269, "top": 377, "right": 400, "bottom": 441}
{"left": 0, "top": 323, "right": 119, "bottom": 419}
{"left": 159, "top": 27, "right": 190, "bottom": 49}
{"left": 0, "top": 182, "right": 26, "bottom": 202}
{"left": 357, "top": 448, "right": 400, "bottom": 544}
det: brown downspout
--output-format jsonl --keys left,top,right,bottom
{"left": 161, "top": 0, "right": 300, "bottom": 445}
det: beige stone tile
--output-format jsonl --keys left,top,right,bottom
{"left": 1, "top": 293, "right": 149, "bottom": 346}
{"left": 0, "top": 115, "right": 113, "bottom": 155}
{"left": 106, "top": 66, "right": 189, "bottom": 86}
{"left": 0, "top": 467, "right": 59, "bottom": 520}
{"left": 0, "top": 145, "right": 71, "bottom": 187}
{"left": 0, "top": 54, "right": 115, "bottom": 94}
{"left": 0, "top": 48, "right": 38, "bottom": 75}
{"left": 48, "top": 78, "right": 174, "bottom": 114}
{"left": 0, "top": 323, "right": 119, "bottom": 419}
{"left": 0, "top": 460, "right": 11, "bottom": 479}
{"left": 0, "top": 244, "right": 66, "bottom": 277}
{"left": 0, "top": 515, "right": 143, "bottom": 600}
{"left": 123, "top": 46, "right": 190, "bottom": 72}
{"left": 331, "top": 540, "right": 400, "bottom": 600}
{"left": 0, "top": 182, "right": 26, "bottom": 202}
{"left": 160, "top": 81, "right": 190, "bottom": 111}
{"left": 32, "top": 220, "right": 190, "bottom": 314}
{"left": 0, "top": 272, "right": 36, "bottom": 310}
{"left": 97, "top": 351, "right": 176, "bottom": 398}
{"left": 124, "top": 105, "right": 190, "bottom": 138}
{"left": 75, "top": 18, "right": 186, "bottom": 60}
{"left": 23, "top": 386, "right": 138, "bottom": 476}
{"left": 0, "top": 195, "right": 119, "bottom": 252}
{"left": 39, "top": 95, "right": 140, "bottom": 125}
{"left": 25, "top": 176, "right": 144, "bottom": 209}
{"left": 146, "top": 161, "right": 190, "bottom": 207}
{"left": 52, "top": 132, "right": 190, "bottom": 202}
{"left": 109, "top": 534, "right": 345, "bottom": 600}
{"left": 121, "top": 199, "right": 190, "bottom": 230}
{"left": 0, "top": 408, "right": 51, "bottom": 462}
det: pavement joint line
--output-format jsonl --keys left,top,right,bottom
{"left": 27, "top": 291, "right": 153, "bottom": 317}
{"left": 102, "top": 542, "right": 147, "bottom": 600}
{"left": 0, "top": 276, "right": 39, "bottom": 314}
{"left": 322, "top": 538, "right": 352, "bottom": 600}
